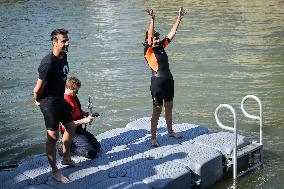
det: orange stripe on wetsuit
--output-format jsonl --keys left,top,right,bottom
{"left": 144, "top": 37, "right": 170, "bottom": 72}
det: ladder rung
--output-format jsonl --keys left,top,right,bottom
{"left": 237, "top": 162, "right": 263, "bottom": 177}
{"left": 237, "top": 143, "right": 262, "bottom": 158}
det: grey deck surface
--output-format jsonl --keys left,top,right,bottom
{"left": 0, "top": 117, "right": 251, "bottom": 189}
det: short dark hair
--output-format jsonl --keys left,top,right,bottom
{"left": 50, "top": 29, "right": 68, "bottom": 42}
{"left": 143, "top": 30, "right": 160, "bottom": 46}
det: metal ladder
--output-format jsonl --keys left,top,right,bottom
{"left": 215, "top": 95, "right": 263, "bottom": 184}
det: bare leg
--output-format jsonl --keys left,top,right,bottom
{"left": 61, "top": 121, "right": 80, "bottom": 167}
{"left": 151, "top": 105, "right": 162, "bottom": 147}
{"left": 164, "top": 101, "right": 173, "bottom": 133}
{"left": 164, "top": 100, "right": 181, "bottom": 138}
{"left": 46, "top": 130, "right": 70, "bottom": 183}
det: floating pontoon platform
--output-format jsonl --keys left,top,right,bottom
{"left": 0, "top": 95, "right": 263, "bottom": 189}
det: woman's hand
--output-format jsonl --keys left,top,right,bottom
{"left": 178, "top": 7, "right": 186, "bottom": 19}
{"left": 145, "top": 8, "right": 155, "bottom": 19}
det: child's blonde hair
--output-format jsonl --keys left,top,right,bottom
{"left": 66, "top": 76, "right": 81, "bottom": 90}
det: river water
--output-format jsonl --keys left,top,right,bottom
{"left": 0, "top": 0, "right": 283, "bottom": 188}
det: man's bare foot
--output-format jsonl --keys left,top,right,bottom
{"left": 151, "top": 138, "right": 160, "bottom": 147}
{"left": 61, "top": 159, "right": 81, "bottom": 167}
{"left": 53, "top": 170, "right": 70, "bottom": 183}
{"left": 168, "top": 131, "right": 182, "bottom": 138}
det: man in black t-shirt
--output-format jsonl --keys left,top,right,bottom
{"left": 33, "top": 29, "right": 80, "bottom": 183}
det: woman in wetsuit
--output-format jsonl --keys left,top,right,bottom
{"left": 144, "top": 7, "right": 186, "bottom": 147}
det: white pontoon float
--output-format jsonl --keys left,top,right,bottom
{"left": 0, "top": 95, "right": 263, "bottom": 189}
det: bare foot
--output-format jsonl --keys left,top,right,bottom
{"left": 168, "top": 131, "right": 182, "bottom": 138}
{"left": 61, "top": 159, "right": 81, "bottom": 167}
{"left": 151, "top": 138, "right": 160, "bottom": 147}
{"left": 53, "top": 170, "right": 70, "bottom": 183}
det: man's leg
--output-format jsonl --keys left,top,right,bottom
{"left": 151, "top": 105, "right": 162, "bottom": 147}
{"left": 46, "top": 130, "right": 70, "bottom": 183}
{"left": 61, "top": 121, "right": 80, "bottom": 166}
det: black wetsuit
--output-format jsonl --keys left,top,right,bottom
{"left": 144, "top": 37, "right": 174, "bottom": 106}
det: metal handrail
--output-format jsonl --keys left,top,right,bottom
{"left": 214, "top": 95, "right": 264, "bottom": 184}
{"left": 241, "top": 95, "right": 263, "bottom": 145}
{"left": 215, "top": 104, "right": 238, "bottom": 180}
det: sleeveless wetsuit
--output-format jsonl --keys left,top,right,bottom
{"left": 144, "top": 37, "right": 174, "bottom": 106}
{"left": 60, "top": 94, "right": 84, "bottom": 133}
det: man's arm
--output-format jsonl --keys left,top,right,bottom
{"left": 167, "top": 7, "right": 186, "bottom": 40}
{"left": 33, "top": 79, "right": 46, "bottom": 106}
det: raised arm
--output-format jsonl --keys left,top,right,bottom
{"left": 145, "top": 9, "right": 155, "bottom": 46}
{"left": 167, "top": 7, "right": 186, "bottom": 40}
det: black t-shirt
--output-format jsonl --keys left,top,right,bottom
{"left": 38, "top": 52, "right": 69, "bottom": 100}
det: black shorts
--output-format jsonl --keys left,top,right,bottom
{"left": 150, "top": 76, "right": 174, "bottom": 106}
{"left": 40, "top": 97, "right": 73, "bottom": 131}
